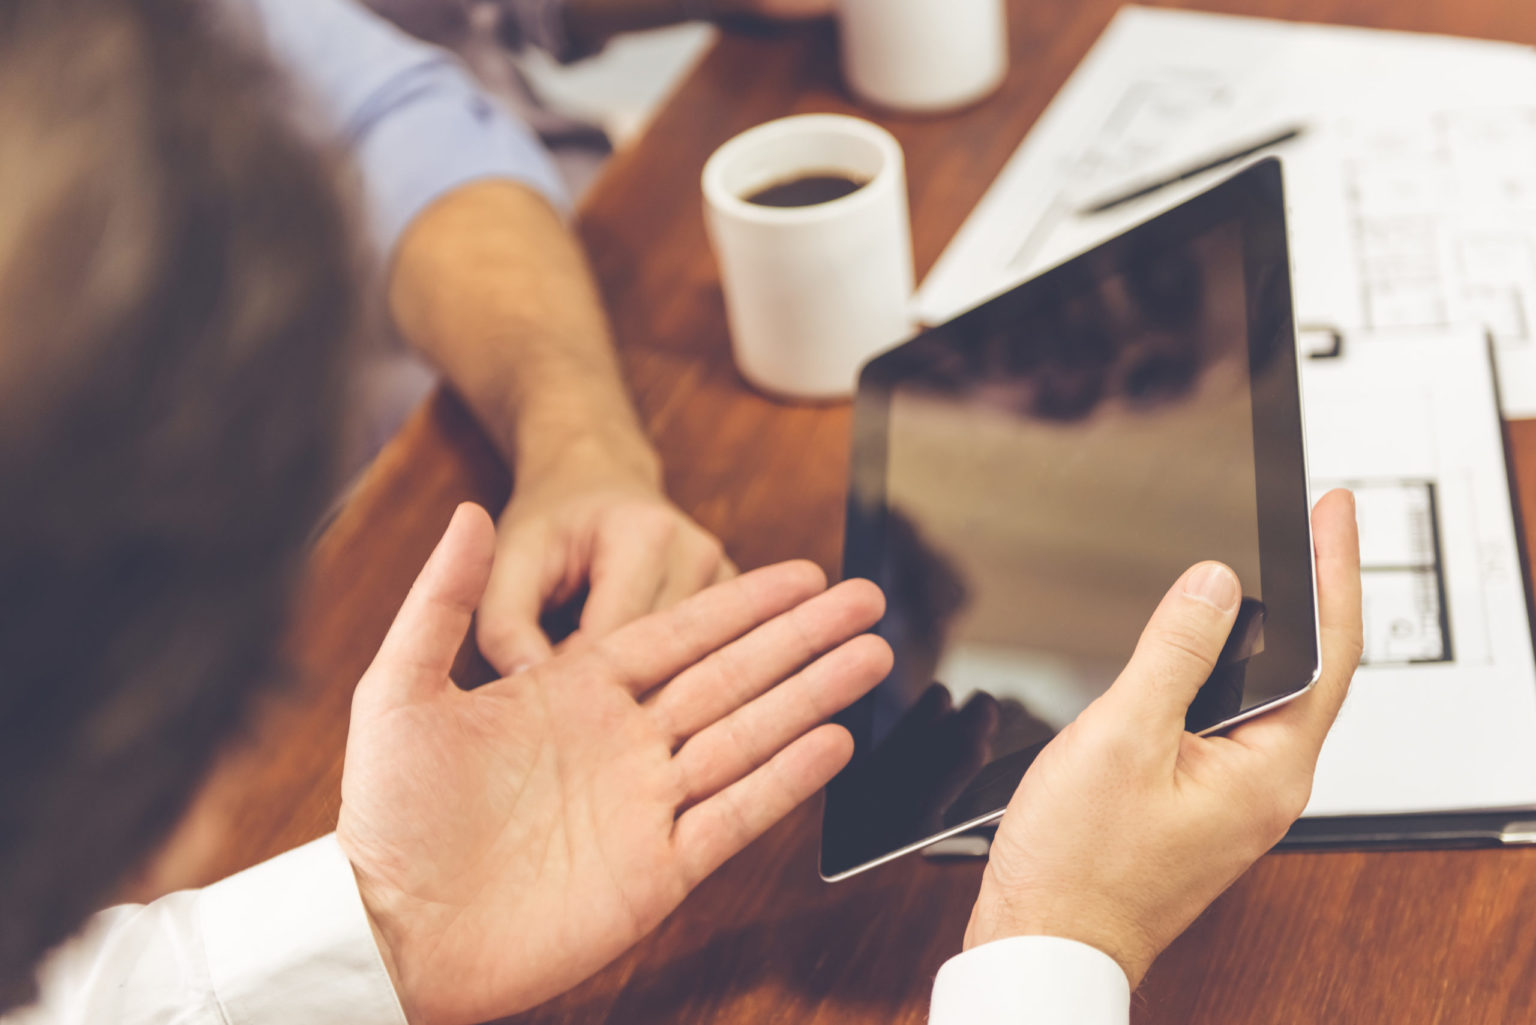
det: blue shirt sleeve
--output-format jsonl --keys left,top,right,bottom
{"left": 236, "top": 0, "right": 570, "bottom": 255}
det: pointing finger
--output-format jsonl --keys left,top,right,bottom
{"left": 475, "top": 519, "right": 558, "bottom": 674}
{"left": 578, "top": 518, "right": 672, "bottom": 637}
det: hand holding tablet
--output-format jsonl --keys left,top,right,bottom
{"left": 965, "top": 490, "right": 1363, "bottom": 985}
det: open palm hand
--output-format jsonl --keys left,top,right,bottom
{"left": 337, "top": 504, "right": 889, "bottom": 1025}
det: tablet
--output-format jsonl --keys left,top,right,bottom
{"left": 821, "top": 159, "right": 1319, "bottom": 881}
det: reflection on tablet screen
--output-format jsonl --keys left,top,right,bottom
{"left": 875, "top": 220, "right": 1263, "bottom": 760}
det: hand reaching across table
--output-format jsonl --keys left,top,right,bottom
{"left": 477, "top": 444, "right": 735, "bottom": 674}
{"left": 338, "top": 503, "right": 892, "bottom": 1025}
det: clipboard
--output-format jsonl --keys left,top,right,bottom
{"left": 1266, "top": 328, "right": 1536, "bottom": 850}
{"left": 916, "top": 329, "right": 1536, "bottom": 857}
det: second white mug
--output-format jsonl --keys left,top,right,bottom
{"left": 838, "top": 0, "right": 1010, "bottom": 114}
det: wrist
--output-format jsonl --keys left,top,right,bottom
{"left": 494, "top": 370, "right": 662, "bottom": 494}
{"left": 360, "top": 905, "right": 413, "bottom": 1022}
{"left": 347, "top": 860, "right": 426, "bottom": 1024}
{"left": 512, "top": 419, "right": 663, "bottom": 496}
{"left": 964, "top": 877, "right": 1150, "bottom": 987}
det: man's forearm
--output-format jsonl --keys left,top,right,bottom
{"left": 388, "top": 179, "right": 659, "bottom": 487}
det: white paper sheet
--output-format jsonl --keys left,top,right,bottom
{"left": 1302, "top": 331, "right": 1536, "bottom": 816}
{"left": 914, "top": 6, "right": 1536, "bottom": 415}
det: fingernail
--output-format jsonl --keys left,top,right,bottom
{"left": 509, "top": 662, "right": 532, "bottom": 676}
{"left": 1185, "top": 563, "right": 1240, "bottom": 612}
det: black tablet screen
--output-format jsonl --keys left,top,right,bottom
{"left": 823, "top": 160, "right": 1317, "bottom": 879}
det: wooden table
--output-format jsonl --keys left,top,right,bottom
{"left": 143, "top": 1, "right": 1536, "bottom": 1021}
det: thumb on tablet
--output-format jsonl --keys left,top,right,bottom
{"left": 1102, "top": 561, "right": 1242, "bottom": 734}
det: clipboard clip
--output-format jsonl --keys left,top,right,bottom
{"left": 1499, "top": 821, "right": 1536, "bottom": 845}
{"left": 1300, "top": 324, "right": 1346, "bottom": 360}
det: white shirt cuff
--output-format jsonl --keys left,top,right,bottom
{"left": 929, "top": 936, "right": 1131, "bottom": 1025}
{"left": 197, "top": 834, "right": 409, "bottom": 1025}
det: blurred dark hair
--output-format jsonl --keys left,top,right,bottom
{"left": 0, "top": 0, "right": 360, "bottom": 1007}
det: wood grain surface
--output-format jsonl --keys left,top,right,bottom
{"left": 141, "top": 1, "right": 1536, "bottom": 1022}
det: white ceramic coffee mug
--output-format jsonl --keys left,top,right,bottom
{"left": 702, "top": 114, "right": 915, "bottom": 401}
{"left": 838, "top": 0, "right": 1009, "bottom": 114}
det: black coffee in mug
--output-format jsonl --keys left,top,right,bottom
{"left": 745, "top": 173, "right": 867, "bottom": 208}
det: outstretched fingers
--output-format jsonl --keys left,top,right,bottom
{"left": 644, "top": 578, "right": 886, "bottom": 743}
{"left": 671, "top": 631, "right": 892, "bottom": 802}
{"left": 672, "top": 723, "right": 854, "bottom": 888}
{"left": 590, "top": 560, "right": 829, "bottom": 697}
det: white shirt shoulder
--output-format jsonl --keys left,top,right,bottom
{"left": 3, "top": 835, "right": 406, "bottom": 1025}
